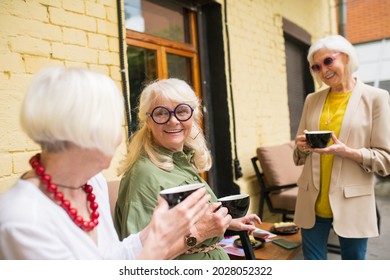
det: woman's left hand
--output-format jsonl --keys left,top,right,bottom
{"left": 228, "top": 214, "right": 261, "bottom": 234}
{"left": 313, "top": 132, "right": 345, "bottom": 155}
{"left": 313, "top": 132, "right": 363, "bottom": 163}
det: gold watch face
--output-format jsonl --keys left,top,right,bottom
{"left": 186, "top": 236, "right": 197, "bottom": 247}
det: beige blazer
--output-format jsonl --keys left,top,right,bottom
{"left": 293, "top": 79, "right": 390, "bottom": 238}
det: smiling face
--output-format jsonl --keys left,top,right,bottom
{"left": 312, "top": 49, "right": 349, "bottom": 90}
{"left": 147, "top": 98, "right": 193, "bottom": 152}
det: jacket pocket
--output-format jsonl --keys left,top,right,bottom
{"left": 343, "top": 184, "right": 373, "bottom": 198}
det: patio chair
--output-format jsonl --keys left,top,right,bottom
{"left": 251, "top": 141, "right": 300, "bottom": 221}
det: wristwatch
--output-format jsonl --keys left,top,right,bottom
{"left": 185, "top": 234, "right": 197, "bottom": 248}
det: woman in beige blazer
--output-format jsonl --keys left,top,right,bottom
{"left": 294, "top": 35, "right": 390, "bottom": 260}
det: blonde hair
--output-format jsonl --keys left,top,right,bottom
{"left": 118, "top": 78, "right": 212, "bottom": 175}
{"left": 20, "top": 67, "right": 124, "bottom": 156}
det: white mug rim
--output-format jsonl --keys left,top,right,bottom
{"left": 160, "top": 183, "right": 205, "bottom": 195}
{"left": 305, "top": 130, "right": 332, "bottom": 134}
{"left": 217, "top": 194, "right": 249, "bottom": 201}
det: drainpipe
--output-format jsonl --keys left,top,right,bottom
{"left": 116, "top": 0, "right": 132, "bottom": 140}
{"left": 223, "top": 0, "right": 243, "bottom": 180}
{"left": 338, "top": 0, "right": 346, "bottom": 36}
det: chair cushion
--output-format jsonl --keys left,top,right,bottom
{"left": 256, "top": 141, "right": 303, "bottom": 187}
{"left": 269, "top": 187, "right": 298, "bottom": 210}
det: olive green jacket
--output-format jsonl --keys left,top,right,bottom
{"left": 114, "top": 149, "right": 229, "bottom": 260}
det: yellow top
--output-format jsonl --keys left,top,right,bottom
{"left": 316, "top": 91, "right": 352, "bottom": 218}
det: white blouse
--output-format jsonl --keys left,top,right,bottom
{"left": 0, "top": 173, "right": 142, "bottom": 259}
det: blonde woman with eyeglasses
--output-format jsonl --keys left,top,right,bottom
{"left": 114, "top": 78, "right": 260, "bottom": 260}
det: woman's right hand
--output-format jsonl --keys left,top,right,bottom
{"left": 138, "top": 187, "right": 210, "bottom": 259}
{"left": 190, "top": 202, "right": 232, "bottom": 243}
{"left": 295, "top": 130, "right": 312, "bottom": 154}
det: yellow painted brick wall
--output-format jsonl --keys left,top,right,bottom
{"left": 0, "top": 0, "right": 125, "bottom": 193}
{"left": 219, "top": 0, "right": 337, "bottom": 216}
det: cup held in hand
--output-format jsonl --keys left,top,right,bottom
{"left": 305, "top": 130, "right": 331, "bottom": 148}
{"left": 217, "top": 194, "right": 250, "bottom": 218}
{"left": 160, "top": 183, "right": 205, "bottom": 208}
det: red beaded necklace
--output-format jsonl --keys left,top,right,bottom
{"left": 29, "top": 153, "right": 99, "bottom": 232}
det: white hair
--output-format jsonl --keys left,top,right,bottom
{"left": 20, "top": 67, "right": 124, "bottom": 156}
{"left": 308, "top": 35, "right": 359, "bottom": 86}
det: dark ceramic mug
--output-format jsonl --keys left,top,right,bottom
{"left": 159, "top": 183, "right": 205, "bottom": 208}
{"left": 305, "top": 130, "right": 332, "bottom": 148}
{"left": 217, "top": 194, "right": 250, "bottom": 218}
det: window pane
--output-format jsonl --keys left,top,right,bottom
{"left": 379, "top": 80, "right": 390, "bottom": 92}
{"left": 125, "top": 0, "right": 189, "bottom": 43}
{"left": 127, "top": 46, "right": 157, "bottom": 133}
{"left": 167, "top": 53, "right": 192, "bottom": 86}
{"left": 124, "top": 0, "right": 144, "bottom": 32}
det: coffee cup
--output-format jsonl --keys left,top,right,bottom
{"left": 217, "top": 194, "right": 250, "bottom": 218}
{"left": 159, "top": 183, "right": 205, "bottom": 208}
{"left": 305, "top": 130, "right": 332, "bottom": 148}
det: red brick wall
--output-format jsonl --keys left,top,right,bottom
{"left": 346, "top": 0, "right": 390, "bottom": 44}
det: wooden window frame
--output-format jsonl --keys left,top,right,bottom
{"left": 125, "top": 12, "right": 201, "bottom": 97}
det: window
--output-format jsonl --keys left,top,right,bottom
{"left": 379, "top": 80, "right": 390, "bottom": 92}
{"left": 125, "top": 0, "right": 190, "bottom": 43}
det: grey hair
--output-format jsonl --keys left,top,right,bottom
{"left": 20, "top": 67, "right": 124, "bottom": 156}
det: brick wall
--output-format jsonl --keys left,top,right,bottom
{"left": 0, "top": 0, "right": 125, "bottom": 192}
{"left": 346, "top": 0, "right": 390, "bottom": 44}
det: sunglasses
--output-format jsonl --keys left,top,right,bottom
{"left": 310, "top": 52, "right": 341, "bottom": 73}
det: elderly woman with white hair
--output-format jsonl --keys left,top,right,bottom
{"left": 294, "top": 34, "right": 390, "bottom": 259}
{"left": 0, "top": 67, "right": 211, "bottom": 260}
{"left": 114, "top": 78, "right": 261, "bottom": 260}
